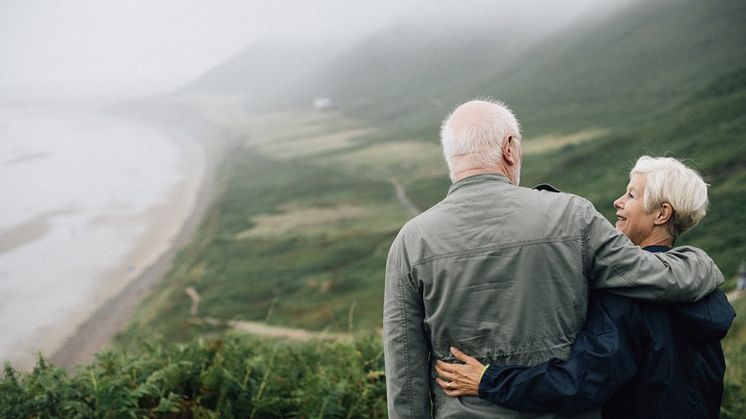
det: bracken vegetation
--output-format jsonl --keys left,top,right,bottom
{"left": 1, "top": 335, "right": 386, "bottom": 418}
{"left": 721, "top": 297, "right": 746, "bottom": 419}
{"left": 2, "top": 321, "right": 745, "bottom": 418}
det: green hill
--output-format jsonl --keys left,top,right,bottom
{"left": 469, "top": 0, "right": 746, "bottom": 135}
{"left": 523, "top": 67, "right": 746, "bottom": 285}
{"left": 114, "top": 67, "right": 746, "bottom": 346}
{"left": 281, "top": 0, "right": 746, "bottom": 137}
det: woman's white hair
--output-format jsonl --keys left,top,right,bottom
{"left": 440, "top": 99, "right": 522, "bottom": 179}
{"left": 631, "top": 156, "right": 709, "bottom": 239}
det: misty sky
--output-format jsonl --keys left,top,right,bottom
{"left": 0, "top": 0, "right": 621, "bottom": 99}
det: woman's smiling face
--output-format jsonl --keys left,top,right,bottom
{"left": 613, "top": 173, "right": 658, "bottom": 246}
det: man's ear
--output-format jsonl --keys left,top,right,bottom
{"left": 502, "top": 135, "right": 517, "bottom": 165}
{"left": 654, "top": 203, "right": 674, "bottom": 226}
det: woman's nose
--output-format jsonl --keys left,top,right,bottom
{"left": 613, "top": 196, "right": 624, "bottom": 209}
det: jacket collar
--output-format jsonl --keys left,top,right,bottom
{"left": 448, "top": 173, "right": 511, "bottom": 196}
{"left": 642, "top": 245, "right": 672, "bottom": 253}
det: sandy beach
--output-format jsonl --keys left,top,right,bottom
{"left": 42, "top": 120, "right": 218, "bottom": 369}
{"left": 0, "top": 103, "right": 226, "bottom": 371}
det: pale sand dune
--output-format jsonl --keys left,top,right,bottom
{"left": 257, "top": 128, "right": 373, "bottom": 160}
{"left": 235, "top": 204, "right": 371, "bottom": 239}
{"left": 328, "top": 141, "right": 447, "bottom": 178}
{"left": 523, "top": 128, "right": 608, "bottom": 155}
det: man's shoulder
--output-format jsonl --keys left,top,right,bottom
{"left": 396, "top": 185, "right": 592, "bottom": 238}
{"left": 397, "top": 199, "right": 451, "bottom": 233}
{"left": 524, "top": 186, "right": 595, "bottom": 226}
{"left": 530, "top": 183, "right": 593, "bottom": 208}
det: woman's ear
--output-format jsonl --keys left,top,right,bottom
{"left": 654, "top": 203, "right": 674, "bottom": 226}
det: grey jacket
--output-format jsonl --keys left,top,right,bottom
{"left": 383, "top": 174, "right": 723, "bottom": 419}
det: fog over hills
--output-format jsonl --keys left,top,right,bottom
{"left": 180, "top": 39, "right": 343, "bottom": 108}
{"left": 307, "top": 0, "right": 746, "bottom": 135}
{"left": 179, "top": 0, "right": 638, "bottom": 114}
{"left": 181, "top": 0, "right": 746, "bottom": 139}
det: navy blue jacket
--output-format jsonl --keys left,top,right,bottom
{"left": 478, "top": 246, "right": 736, "bottom": 418}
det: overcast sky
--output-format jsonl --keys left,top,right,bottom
{"left": 0, "top": 0, "right": 623, "bottom": 100}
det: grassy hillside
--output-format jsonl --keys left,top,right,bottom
{"left": 4, "top": 0, "right": 745, "bottom": 417}
{"left": 521, "top": 67, "right": 746, "bottom": 285}
{"left": 115, "top": 1, "right": 744, "bottom": 413}
{"left": 117, "top": 67, "right": 746, "bottom": 347}
{"left": 470, "top": 0, "right": 746, "bottom": 135}
{"left": 116, "top": 113, "right": 414, "bottom": 344}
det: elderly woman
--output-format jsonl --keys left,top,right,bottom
{"left": 435, "top": 156, "right": 735, "bottom": 418}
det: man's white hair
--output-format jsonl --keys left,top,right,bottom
{"left": 440, "top": 99, "right": 522, "bottom": 179}
{"left": 631, "top": 156, "right": 709, "bottom": 239}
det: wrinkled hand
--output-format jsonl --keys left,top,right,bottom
{"left": 435, "top": 347, "right": 487, "bottom": 397}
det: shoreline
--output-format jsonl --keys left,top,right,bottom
{"left": 47, "top": 119, "right": 221, "bottom": 369}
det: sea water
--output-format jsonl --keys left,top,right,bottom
{"left": 0, "top": 106, "right": 199, "bottom": 368}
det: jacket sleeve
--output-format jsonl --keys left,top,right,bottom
{"left": 478, "top": 294, "right": 639, "bottom": 415}
{"left": 578, "top": 198, "right": 723, "bottom": 302}
{"left": 383, "top": 234, "right": 431, "bottom": 418}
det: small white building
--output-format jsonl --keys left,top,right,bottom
{"left": 313, "top": 97, "right": 334, "bottom": 111}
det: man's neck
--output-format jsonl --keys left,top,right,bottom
{"left": 453, "top": 168, "right": 511, "bottom": 183}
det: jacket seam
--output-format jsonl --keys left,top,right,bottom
{"left": 579, "top": 200, "right": 637, "bottom": 287}
{"left": 395, "top": 272, "right": 420, "bottom": 299}
{"left": 411, "top": 235, "right": 581, "bottom": 268}
{"left": 397, "top": 278, "right": 416, "bottom": 419}
{"left": 580, "top": 202, "right": 589, "bottom": 280}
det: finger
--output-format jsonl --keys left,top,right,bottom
{"left": 450, "top": 347, "right": 478, "bottom": 365}
{"left": 436, "top": 360, "right": 459, "bottom": 373}
{"left": 435, "top": 362, "right": 445, "bottom": 377}
{"left": 444, "top": 385, "right": 469, "bottom": 397}
{"left": 436, "top": 379, "right": 464, "bottom": 398}
{"left": 447, "top": 389, "right": 467, "bottom": 397}
{"left": 435, "top": 378, "right": 464, "bottom": 392}
{"left": 434, "top": 363, "right": 448, "bottom": 380}
{"left": 436, "top": 367, "right": 458, "bottom": 382}
{"left": 435, "top": 377, "right": 450, "bottom": 391}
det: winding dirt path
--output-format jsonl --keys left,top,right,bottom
{"left": 389, "top": 177, "right": 421, "bottom": 217}
{"left": 229, "top": 320, "right": 347, "bottom": 341}
{"left": 184, "top": 287, "right": 201, "bottom": 316}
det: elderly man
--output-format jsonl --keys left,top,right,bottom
{"left": 383, "top": 100, "right": 724, "bottom": 418}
